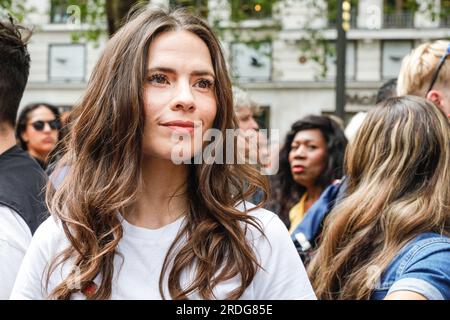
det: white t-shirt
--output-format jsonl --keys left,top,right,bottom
{"left": 0, "top": 205, "right": 32, "bottom": 299}
{"left": 11, "top": 202, "right": 316, "bottom": 300}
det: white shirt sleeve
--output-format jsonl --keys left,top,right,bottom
{"left": 10, "top": 217, "right": 62, "bottom": 300}
{"left": 251, "top": 213, "right": 317, "bottom": 300}
{"left": 0, "top": 205, "right": 32, "bottom": 300}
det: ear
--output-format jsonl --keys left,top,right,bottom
{"left": 425, "top": 90, "right": 444, "bottom": 109}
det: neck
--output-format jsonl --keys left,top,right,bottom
{"left": 305, "top": 185, "right": 323, "bottom": 203}
{"left": 28, "top": 149, "right": 49, "bottom": 163}
{"left": 0, "top": 125, "right": 16, "bottom": 155}
{"left": 125, "top": 156, "right": 189, "bottom": 229}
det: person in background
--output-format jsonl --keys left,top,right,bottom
{"left": 16, "top": 103, "right": 61, "bottom": 170}
{"left": 232, "top": 86, "right": 272, "bottom": 204}
{"left": 309, "top": 96, "right": 450, "bottom": 300}
{"left": 0, "top": 18, "right": 47, "bottom": 299}
{"left": 233, "top": 86, "right": 260, "bottom": 132}
{"left": 268, "top": 115, "right": 347, "bottom": 234}
{"left": 397, "top": 40, "right": 450, "bottom": 118}
{"left": 232, "top": 86, "right": 268, "bottom": 167}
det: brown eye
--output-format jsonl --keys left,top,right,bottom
{"left": 196, "top": 79, "right": 213, "bottom": 89}
{"left": 149, "top": 74, "right": 169, "bottom": 85}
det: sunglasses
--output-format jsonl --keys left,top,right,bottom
{"left": 30, "top": 119, "right": 61, "bottom": 131}
{"left": 426, "top": 43, "right": 450, "bottom": 95}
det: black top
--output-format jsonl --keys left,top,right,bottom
{"left": 0, "top": 145, "right": 49, "bottom": 234}
{"left": 31, "top": 155, "right": 46, "bottom": 170}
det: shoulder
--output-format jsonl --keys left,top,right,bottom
{"left": 235, "top": 201, "right": 286, "bottom": 239}
{"left": 400, "top": 233, "right": 450, "bottom": 268}
{"left": 235, "top": 202, "right": 316, "bottom": 300}
{"left": 389, "top": 233, "right": 450, "bottom": 300}
{"left": 9, "top": 215, "right": 69, "bottom": 299}
{"left": 0, "top": 206, "right": 32, "bottom": 299}
{"left": 33, "top": 215, "right": 65, "bottom": 239}
{"left": 0, "top": 146, "right": 43, "bottom": 172}
{"left": 235, "top": 201, "right": 296, "bottom": 254}
{"left": 29, "top": 215, "right": 68, "bottom": 255}
{"left": 0, "top": 205, "right": 31, "bottom": 245}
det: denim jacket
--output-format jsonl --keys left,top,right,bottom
{"left": 291, "top": 181, "right": 346, "bottom": 265}
{"left": 371, "top": 232, "right": 450, "bottom": 300}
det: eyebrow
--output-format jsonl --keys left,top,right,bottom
{"left": 292, "top": 139, "right": 315, "bottom": 144}
{"left": 147, "top": 67, "right": 215, "bottom": 79}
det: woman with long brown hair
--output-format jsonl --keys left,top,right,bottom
{"left": 10, "top": 8, "right": 315, "bottom": 300}
{"left": 308, "top": 96, "right": 450, "bottom": 300}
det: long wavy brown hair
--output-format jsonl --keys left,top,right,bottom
{"left": 45, "top": 7, "right": 268, "bottom": 300}
{"left": 308, "top": 96, "right": 450, "bottom": 300}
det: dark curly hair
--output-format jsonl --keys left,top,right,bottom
{"left": 268, "top": 115, "right": 348, "bottom": 227}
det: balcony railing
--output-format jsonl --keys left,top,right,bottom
{"left": 440, "top": 14, "right": 450, "bottom": 27}
{"left": 383, "top": 11, "right": 414, "bottom": 28}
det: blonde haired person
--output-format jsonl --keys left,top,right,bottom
{"left": 10, "top": 8, "right": 315, "bottom": 300}
{"left": 397, "top": 40, "right": 450, "bottom": 117}
{"left": 308, "top": 96, "right": 450, "bottom": 300}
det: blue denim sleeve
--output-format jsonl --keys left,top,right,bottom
{"left": 387, "top": 240, "right": 450, "bottom": 300}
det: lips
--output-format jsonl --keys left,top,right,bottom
{"left": 292, "top": 165, "right": 305, "bottom": 174}
{"left": 42, "top": 137, "right": 55, "bottom": 144}
{"left": 160, "top": 120, "right": 198, "bottom": 134}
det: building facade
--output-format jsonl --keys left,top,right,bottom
{"left": 16, "top": 0, "right": 450, "bottom": 138}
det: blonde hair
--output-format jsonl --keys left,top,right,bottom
{"left": 397, "top": 40, "right": 450, "bottom": 96}
{"left": 308, "top": 96, "right": 450, "bottom": 300}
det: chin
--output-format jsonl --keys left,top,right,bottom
{"left": 144, "top": 143, "right": 202, "bottom": 164}
{"left": 293, "top": 177, "right": 308, "bottom": 186}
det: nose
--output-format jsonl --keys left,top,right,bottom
{"left": 249, "top": 116, "right": 259, "bottom": 130}
{"left": 42, "top": 122, "right": 53, "bottom": 133}
{"left": 293, "top": 145, "right": 307, "bottom": 159}
{"left": 171, "top": 80, "right": 196, "bottom": 112}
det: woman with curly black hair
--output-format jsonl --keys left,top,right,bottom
{"left": 269, "top": 115, "right": 347, "bottom": 233}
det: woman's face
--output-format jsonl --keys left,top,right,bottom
{"left": 288, "top": 129, "right": 327, "bottom": 188}
{"left": 142, "top": 30, "right": 217, "bottom": 162}
{"left": 21, "top": 105, "right": 59, "bottom": 158}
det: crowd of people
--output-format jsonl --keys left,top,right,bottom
{"left": 0, "top": 7, "right": 449, "bottom": 300}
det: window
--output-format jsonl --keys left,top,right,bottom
{"left": 231, "top": 42, "right": 272, "bottom": 81}
{"left": 441, "top": 0, "right": 450, "bottom": 27}
{"left": 50, "top": 0, "right": 87, "bottom": 24}
{"left": 254, "top": 105, "right": 270, "bottom": 130}
{"left": 383, "top": 0, "right": 416, "bottom": 28}
{"left": 326, "top": 41, "right": 356, "bottom": 80}
{"left": 49, "top": 44, "right": 86, "bottom": 82}
{"left": 382, "top": 41, "right": 413, "bottom": 79}
{"left": 169, "top": 0, "right": 208, "bottom": 18}
{"left": 230, "top": 0, "right": 273, "bottom": 21}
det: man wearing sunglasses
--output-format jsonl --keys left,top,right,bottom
{"left": 398, "top": 40, "right": 450, "bottom": 118}
{"left": 0, "top": 19, "right": 48, "bottom": 299}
